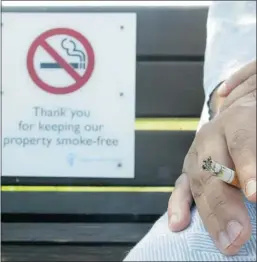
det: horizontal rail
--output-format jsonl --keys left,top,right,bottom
{"left": 1, "top": 186, "right": 174, "bottom": 192}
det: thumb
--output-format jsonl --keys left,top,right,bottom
{"left": 168, "top": 173, "right": 193, "bottom": 232}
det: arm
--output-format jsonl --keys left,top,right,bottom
{"left": 169, "top": 0, "right": 256, "bottom": 236}
{"left": 198, "top": 1, "right": 256, "bottom": 127}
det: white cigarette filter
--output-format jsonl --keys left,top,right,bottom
{"left": 202, "top": 157, "right": 241, "bottom": 188}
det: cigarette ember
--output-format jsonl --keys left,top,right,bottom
{"left": 202, "top": 156, "right": 241, "bottom": 188}
{"left": 202, "top": 156, "right": 216, "bottom": 173}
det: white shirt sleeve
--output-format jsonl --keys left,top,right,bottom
{"left": 198, "top": 1, "right": 256, "bottom": 130}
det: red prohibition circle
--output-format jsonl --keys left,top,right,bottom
{"left": 27, "top": 28, "right": 95, "bottom": 95}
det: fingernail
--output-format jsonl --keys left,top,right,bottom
{"left": 169, "top": 214, "right": 180, "bottom": 227}
{"left": 217, "top": 83, "right": 227, "bottom": 96}
{"left": 218, "top": 232, "right": 231, "bottom": 249}
{"left": 171, "top": 214, "right": 180, "bottom": 223}
{"left": 227, "top": 221, "right": 243, "bottom": 243}
{"left": 246, "top": 180, "right": 256, "bottom": 197}
{"left": 218, "top": 221, "right": 243, "bottom": 249}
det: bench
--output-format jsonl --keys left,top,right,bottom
{"left": 2, "top": 4, "right": 208, "bottom": 261}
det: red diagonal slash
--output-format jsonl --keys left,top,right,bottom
{"left": 41, "top": 40, "right": 81, "bottom": 82}
{"left": 27, "top": 28, "right": 95, "bottom": 95}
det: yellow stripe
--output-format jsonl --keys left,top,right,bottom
{"left": 135, "top": 118, "right": 199, "bottom": 131}
{"left": 1, "top": 119, "right": 196, "bottom": 192}
{"left": 1, "top": 186, "right": 174, "bottom": 193}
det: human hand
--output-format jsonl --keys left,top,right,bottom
{"left": 168, "top": 60, "right": 256, "bottom": 255}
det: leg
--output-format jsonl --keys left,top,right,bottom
{"left": 124, "top": 200, "right": 256, "bottom": 261}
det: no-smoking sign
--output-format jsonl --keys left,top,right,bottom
{"left": 3, "top": 12, "right": 136, "bottom": 179}
{"left": 27, "top": 28, "right": 95, "bottom": 95}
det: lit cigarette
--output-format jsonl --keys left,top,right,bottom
{"left": 202, "top": 157, "right": 241, "bottom": 188}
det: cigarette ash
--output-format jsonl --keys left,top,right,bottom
{"left": 202, "top": 156, "right": 222, "bottom": 176}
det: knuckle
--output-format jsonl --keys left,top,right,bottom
{"left": 211, "top": 194, "right": 227, "bottom": 211}
{"left": 246, "top": 74, "right": 256, "bottom": 89}
{"left": 192, "top": 191, "right": 203, "bottom": 200}
{"left": 230, "top": 128, "right": 252, "bottom": 156}
{"left": 205, "top": 183, "right": 228, "bottom": 210}
{"left": 231, "top": 128, "right": 251, "bottom": 145}
{"left": 190, "top": 178, "right": 204, "bottom": 200}
{"left": 192, "top": 189, "right": 203, "bottom": 200}
{"left": 206, "top": 211, "right": 217, "bottom": 221}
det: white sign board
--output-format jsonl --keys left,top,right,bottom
{"left": 2, "top": 12, "right": 136, "bottom": 178}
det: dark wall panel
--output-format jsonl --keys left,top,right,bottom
{"left": 136, "top": 7, "right": 208, "bottom": 56}
{"left": 3, "top": 7, "right": 208, "bottom": 56}
{"left": 2, "top": 191, "right": 170, "bottom": 215}
{"left": 136, "top": 62, "right": 204, "bottom": 117}
{"left": 2, "top": 245, "right": 132, "bottom": 262}
{"left": 2, "top": 223, "right": 152, "bottom": 243}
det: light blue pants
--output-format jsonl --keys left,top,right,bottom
{"left": 124, "top": 200, "right": 256, "bottom": 261}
